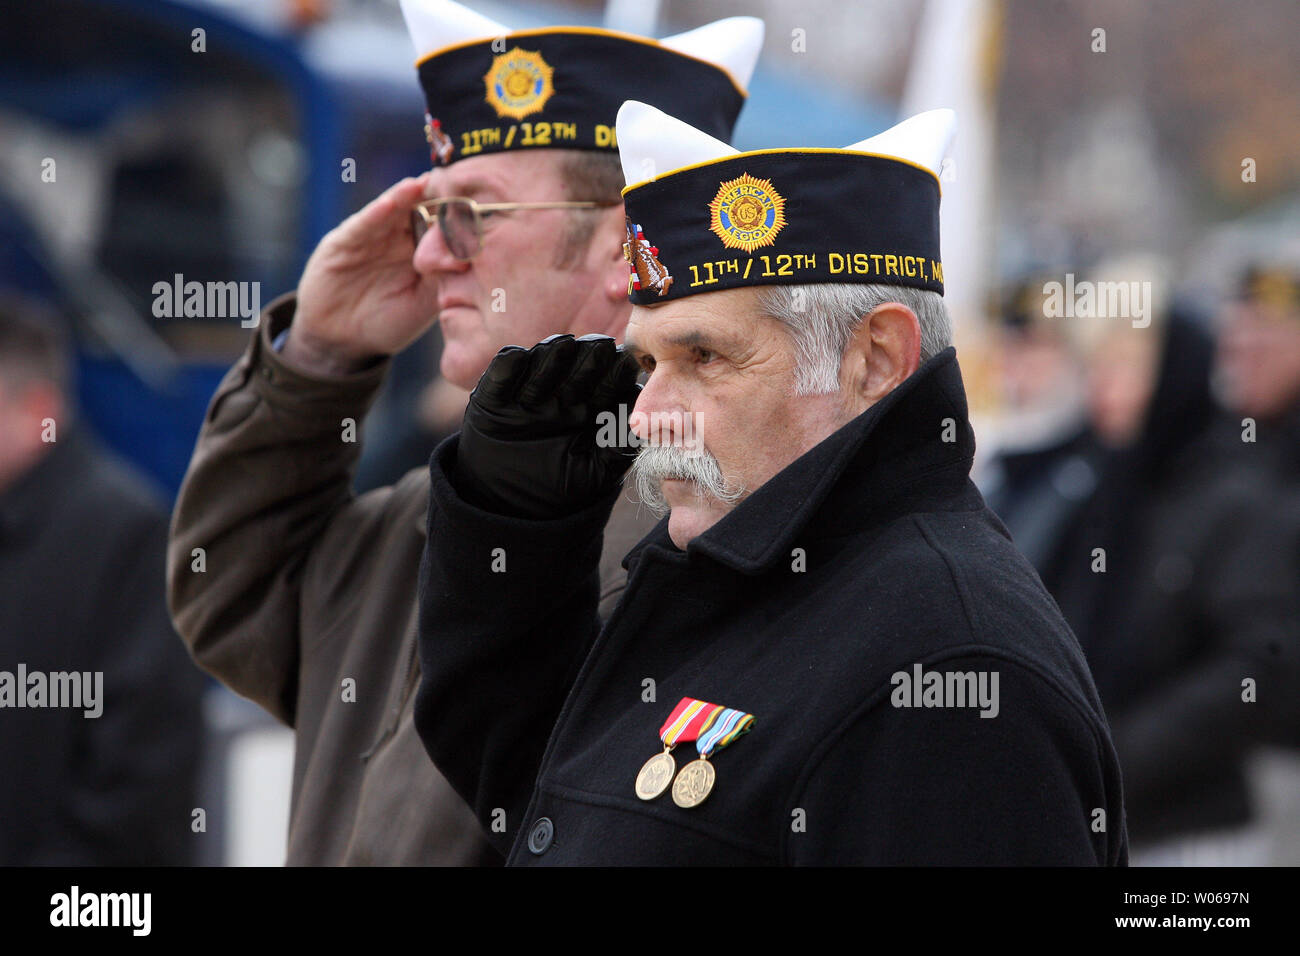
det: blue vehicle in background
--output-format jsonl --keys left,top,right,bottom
{"left": 0, "top": 0, "right": 430, "bottom": 496}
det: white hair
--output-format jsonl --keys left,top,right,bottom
{"left": 755, "top": 283, "right": 953, "bottom": 395}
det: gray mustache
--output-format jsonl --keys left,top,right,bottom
{"left": 629, "top": 444, "right": 746, "bottom": 518}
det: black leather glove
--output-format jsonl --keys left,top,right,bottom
{"left": 453, "top": 333, "right": 641, "bottom": 519}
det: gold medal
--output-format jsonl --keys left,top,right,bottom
{"left": 670, "top": 704, "right": 755, "bottom": 809}
{"left": 671, "top": 758, "right": 716, "bottom": 808}
{"left": 633, "top": 698, "right": 719, "bottom": 800}
{"left": 635, "top": 749, "right": 676, "bottom": 801}
{"left": 637, "top": 698, "right": 755, "bottom": 806}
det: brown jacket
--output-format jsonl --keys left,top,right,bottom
{"left": 167, "top": 294, "right": 657, "bottom": 865}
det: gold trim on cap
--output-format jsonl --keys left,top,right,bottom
{"left": 622, "top": 147, "right": 944, "bottom": 195}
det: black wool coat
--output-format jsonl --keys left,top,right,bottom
{"left": 415, "top": 348, "right": 1129, "bottom": 865}
{"left": 0, "top": 427, "right": 205, "bottom": 864}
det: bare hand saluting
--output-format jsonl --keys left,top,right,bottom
{"left": 285, "top": 173, "right": 438, "bottom": 376}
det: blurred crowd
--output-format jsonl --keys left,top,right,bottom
{"left": 978, "top": 265, "right": 1300, "bottom": 863}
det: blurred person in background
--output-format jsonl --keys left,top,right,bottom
{"left": 1213, "top": 265, "right": 1300, "bottom": 489}
{"left": 0, "top": 294, "right": 205, "bottom": 865}
{"left": 1209, "top": 262, "right": 1300, "bottom": 756}
{"left": 1033, "top": 267, "right": 1300, "bottom": 865}
{"left": 167, "top": 0, "right": 762, "bottom": 864}
{"left": 980, "top": 277, "right": 1102, "bottom": 570}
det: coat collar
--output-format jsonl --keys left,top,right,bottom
{"left": 624, "top": 346, "right": 976, "bottom": 574}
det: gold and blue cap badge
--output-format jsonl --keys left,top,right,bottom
{"left": 617, "top": 101, "right": 956, "bottom": 306}
{"left": 483, "top": 46, "right": 555, "bottom": 121}
{"left": 400, "top": 0, "right": 763, "bottom": 166}
{"left": 708, "top": 173, "right": 787, "bottom": 253}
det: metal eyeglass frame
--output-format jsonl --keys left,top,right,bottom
{"left": 410, "top": 196, "right": 619, "bottom": 259}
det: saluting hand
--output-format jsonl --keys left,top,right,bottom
{"left": 287, "top": 174, "right": 439, "bottom": 376}
{"left": 454, "top": 333, "right": 641, "bottom": 519}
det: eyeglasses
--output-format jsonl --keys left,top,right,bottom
{"left": 410, "top": 196, "right": 619, "bottom": 260}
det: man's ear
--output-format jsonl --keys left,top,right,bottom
{"left": 597, "top": 205, "right": 631, "bottom": 303}
{"left": 839, "top": 301, "right": 922, "bottom": 414}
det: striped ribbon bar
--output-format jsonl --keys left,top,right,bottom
{"left": 660, "top": 697, "right": 723, "bottom": 748}
{"left": 695, "top": 706, "right": 755, "bottom": 757}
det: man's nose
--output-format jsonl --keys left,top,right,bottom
{"left": 629, "top": 370, "right": 684, "bottom": 445}
{"left": 629, "top": 386, "right": 653, "bottom": 443}
{"left": 413, "top": 220, "right": 469, "bottom": 275}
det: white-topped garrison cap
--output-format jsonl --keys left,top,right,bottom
{"left": 397, "top": 0, "right": 764, "bottom": 166}
{"left": 615, "top": 102, "right": 958, "bottom": 304}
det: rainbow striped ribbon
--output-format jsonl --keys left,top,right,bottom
{"left": 695, "top": 706, "right": 755, "bottom": 758}
{"left": 659, "top": 697, "right": 722, "bottom": 748}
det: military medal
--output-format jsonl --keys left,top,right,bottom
{"left": 671, "top": 706, "right": 755, "bottom": 809}
{"left": 635, "top": 698, "right": 720, "bottom": 800}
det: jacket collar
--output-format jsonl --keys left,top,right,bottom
{"left": 624, "top": 346, "right": 976, "bottom": 574}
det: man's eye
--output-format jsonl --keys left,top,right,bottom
{"left": 694, "top": 347, "right": 717, "bottom": 364}
{"left": 639, "top": 355, "right": 656, "bottom": 374}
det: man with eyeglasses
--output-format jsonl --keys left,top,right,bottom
{"left": 166, "top": 0, "right": 762, "bottom": 865}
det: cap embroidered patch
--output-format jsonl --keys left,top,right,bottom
{"left": 424, "top": 112, "right": 455, "bottom": 164}
{"left": 707, "top": 173, "right": 787, "bottom": 253}
{"left": 483, "top": 47, "right": 555, "bottom": 120}
{"left": 623, "top": 218, "right": 674, "bottom": 296}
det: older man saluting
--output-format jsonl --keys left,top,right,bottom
{"left": 414, "top": 102, "right": 1128, "bottom": 865}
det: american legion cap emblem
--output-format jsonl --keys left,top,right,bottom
{"left": 707, "top": 173, "right": 787, "bottom": 252}
{"left": 483, "top": 47, "right": 555, "bottom": 120}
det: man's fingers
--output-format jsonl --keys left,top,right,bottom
{"left": 517, "top": 335, "right": 580, "bottom": 406}
{"left": 338, "top": 174, "right": 431, "bottom": 246}
{"left": 474, "top": 346, "right": 530, "bottom": 405}
{"left": 558, "top": 336, "right": 618, "bottom": 406}
{"left": 591, "top": 346, "right": 642, "bottom": 408}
